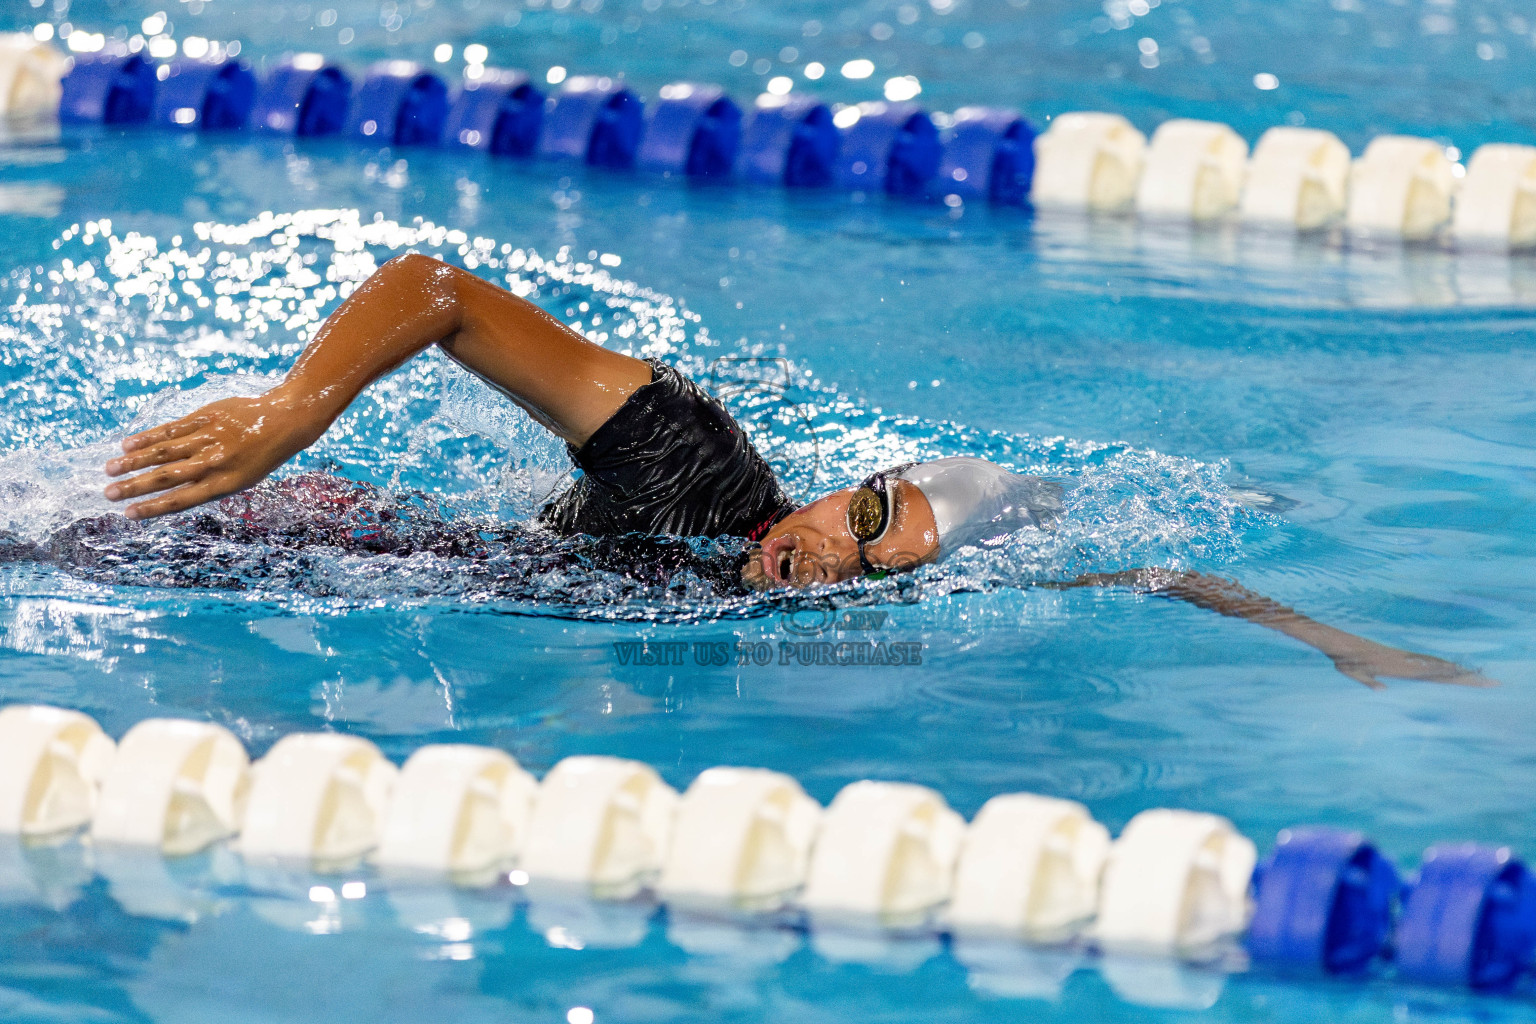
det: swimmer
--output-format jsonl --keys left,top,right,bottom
{"left": 99, "top": 254, "right": 1489, "bottom": 687}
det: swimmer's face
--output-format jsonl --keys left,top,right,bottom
{"left": 742, "top": 479, "right": 940, "bottom": 589}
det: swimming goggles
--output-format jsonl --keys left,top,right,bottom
{"left": 846, "top": 472, "right": 895, "bottom": 575}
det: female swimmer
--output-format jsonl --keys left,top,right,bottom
{"left": 100, "top": 254, "right": 1488, "bottom": 688}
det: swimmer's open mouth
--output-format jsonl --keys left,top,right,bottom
{"left": 759, "top": 535, "right": 795, "bottom": 585}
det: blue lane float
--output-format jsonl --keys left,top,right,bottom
{"left": 49, "top": 40, "right": 1046, "bottom": 207}
{"left": 152, "top": 56, "right": 256, "bottom": 131}
{"left": 739, "top": 94, "right": 839, "bottom": 188}
{"left": 348, "top": 60, "right": 448, "bottom": 147}
{"left": 937, "top": 106, "right": 1035, "bottom": 205}
{"left": 443, "top": 69, "right": 544, "bottom": 156}
{"left": 835, "top": 101, "right": 941, "bottom": 197}
{"left": 59, "top": 50, "right": 156, "bottom": 125}
{"left": 251, "top": 54, "right": 351, "bottom": 136}
{"left": 1247, "top": 827, "right": 1399, "bottom": 975}
{"left": 1396, "top": 843, "right": 1536, "bottom": 991}
{"left": 636, "top": 83, "right": 741, "bottom": 179}
{"left": 539, "top": 75, "right": 643, "bottom": 169}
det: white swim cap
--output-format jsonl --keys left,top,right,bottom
{"left": 892, "top": 456, "right": 1063, "bottom": 557}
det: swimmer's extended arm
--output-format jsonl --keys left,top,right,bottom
{"left": 1059, "top": 569, "right": 1493, "bottom": 689}
{"left": 102, "top": 254, "right": 651, "bottom": 519}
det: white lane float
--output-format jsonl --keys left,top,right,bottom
{"left": 0, "top": 34, "right": 68, "bottom": 121}
{"left": 1134, "top": 118, "right": 1249, "bottom": 221}
{"left": 239, "top": 732, "right": 398, "bottom": 863}
{"left": 1346, "top": 135, "right": 1457, "bottom": 241}
{"left": 518, "top": 755, "right": 677, "bottom": 893}
{"left": 1092, "top": 808, "right": 1256, "bottom": 954}
{"left": 800, "top": 780, "right": 965, "bottom": 924}
{"left": 7, "top": 697, "right": 1536, "bottom": 1002}
{"left": 1032, "top": 111, "right": 1147, "bottom": 212}
{"left": 948, "top": 792, "right": 1109, "bottom": 939}
{"left": 1239, "top": 126, "right": 1352, "bottom": 230}
{"left": 657, "top": 766, "right": 821, "bottom": 909}
{"left": 1452, "top": 143, "right": 1536, "bottom": 250}
{"left": 0, "top": 704, "right": 115, "bottom": 836}
{"left": 92, "top": 718, "right": 249, "bottom": 855}
{"left": 374, "top": 744, "right": 537, "bottom": 875}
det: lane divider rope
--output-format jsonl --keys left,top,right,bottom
{"left": 2, "top": 31, "right": 1534, "bottom": 249}
{"left": 2, "top": 703, "right": 1534, "bottom": 994}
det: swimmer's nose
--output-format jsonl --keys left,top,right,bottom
{"left": 792, "top": 543, "right": 841, "bottom": 586}
{"left": 819, "top": 534, "right": 860, "bottom": 581}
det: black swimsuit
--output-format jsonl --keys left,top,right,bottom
{"left": 539, "top": 360, "right": 797, "bottom": 541}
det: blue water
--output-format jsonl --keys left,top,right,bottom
{"left": 4, "top": 0, "right": 1536, "bottom": 1021}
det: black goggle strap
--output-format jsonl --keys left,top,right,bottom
{"left": 858, "top": 545, "right": 879, "bottom": 575}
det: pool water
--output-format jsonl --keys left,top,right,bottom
{"left": 4, "top": 0, "right": 1536, "bottom": 1021}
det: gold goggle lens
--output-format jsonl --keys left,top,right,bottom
{"left": 847, "top": 487, "right": 884, "bottom": 541}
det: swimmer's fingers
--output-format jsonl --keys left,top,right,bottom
{"left": 104, "top": 450, "right": 224, "bottom": 505}
{"left": 1330, "top": 646, "right": 1497, "bottom": 689}
{"left": 120, "top": 413, "right": 208, "bottom": 454}
{"left": 1392, "top": 651, "right": 1499, "bottom": 688}
{"left": 103, "top": 435, "right": 209, "bottom": 477}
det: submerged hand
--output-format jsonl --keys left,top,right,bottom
{"left": 1322, "top": 633, "right": 1497, "bottom": 690}
{"left": 102, "top": 389, "right": 323, "bottom": 520}
{"left": 1059, "top": 570, "right": 1497, "bottom": 690}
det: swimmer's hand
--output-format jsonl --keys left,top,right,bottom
{"left": 1063, "top": 570, "right": 1496, "bottom": 689}
{"left": 102, "top": 388, "right": 323, "bottom": 520}
{"left": 1315, "top": 633, "right": 1492, "bottom": 691}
